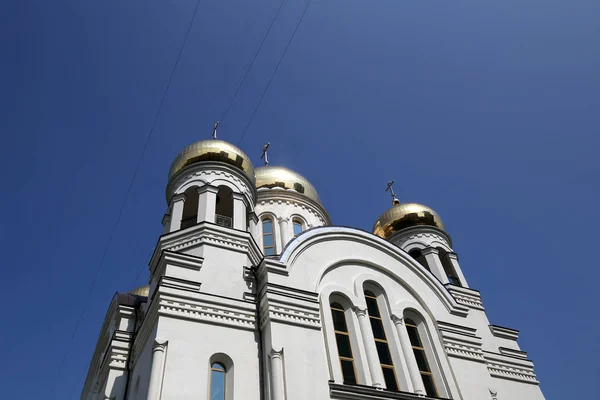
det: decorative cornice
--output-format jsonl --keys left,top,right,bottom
{"left": 153, "top": 289, "right": 257, "bottom": 331}
{"left": 484, "top": 352, "right": 538, "bottom": 384}
{"left": 389, "top": 226, "right": 453, "bottom": 249}
{"left": 150, "top": 250, "right": 204, "bottom": 279}
{"left": 447, "top": 286, "right": 485, "bottom": 310}
{"left": 258, "top": 284, "right": 321, "bottom": 330}
{"left": 257, "top": 190, "right": 331, "bottom": 226}
{"left": 329, "top": 382, "right": 442, "bottom": 400}
{"left": 489, "top": 325, "right": 519, "bottom": 341}
{"left": 438, "top": 321, "right": 485, "bottom": 363}
{"left": 149, "top": 222, "right": 263, "bottom": 270}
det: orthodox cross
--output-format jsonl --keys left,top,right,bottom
{"left": 386, "top": 180, "right": 400, "bottom": 204}
{"left": 212, "top": 121, "right": 220, "bottom": 139}
{"left": 261, "top": 142, "right": 270, "bottom": 166}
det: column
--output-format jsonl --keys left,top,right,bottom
{"left": 421, "top": 247, "right": 448, "bottom": 284}
{"left": 269, "top": 349, "right": 285, "bottom": 400}
{"left": 232, "top": 192, "right": 248, "bottom": 230}
{"left": 392, "top": 315, "right": 425, "bottom": 395}
{"left": 168, "top": 194, "right": 186, "bottom": 232}
{"left": 354, "top": 306, "right": 383, "bottom": 388}
{"left": 147, "top": 339, "right": 168, "bottom": 400}
{"left": 447, "top": 252, "right": 469, "bottom": 288}
{"left": 197, "top": 185, "right": 218, "bottom": 224}
{"left": 278, "top": 217, "right": 291, "bottom": 248}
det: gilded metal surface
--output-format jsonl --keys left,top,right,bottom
{"left": 373, "top": 203, "right": 445, "bottom": 239}
{"left": 129, "top": 285, "right": 150, "bottom": 297}
{"left": 255, "top": 166, "right": 321, "bottom": 205}
{"left": 168, "top": 140, "right": 255, "bottom": 183}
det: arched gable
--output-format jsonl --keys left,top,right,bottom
{"left": 279, "top": 227, "right": 468, "bottom": 318}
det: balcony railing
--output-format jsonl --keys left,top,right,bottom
{"left": 215, "top": 214, "right": 233, "bottom": 228}
{"left": 180, "top": 216, "right": 197, "bottom": 230}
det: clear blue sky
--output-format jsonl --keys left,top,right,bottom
{"left": 1, "top": 0, "right": 598, "bottom": 398}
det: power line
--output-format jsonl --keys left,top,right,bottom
{"left": 49, "top": 0, "right": 204, "bottom": 397}
{"left": 219, "top": 0, "right": 290, "bottom": 125}
{"left": 237, "top": 0, "right": 315, "bottom": 146}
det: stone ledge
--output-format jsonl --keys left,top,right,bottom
{"left": 329, "top": 382, "right": 450, "bottom": 400}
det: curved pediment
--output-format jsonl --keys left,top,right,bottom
{"left": 278, "top": 226, "right": 468, "bottom": 318}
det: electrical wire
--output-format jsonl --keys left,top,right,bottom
{"left": 219, "top": 0, "right": 290, "bottom": 125}
{"left": 237, "top": 0, "right": 315, "bottom": 146}
{"left": 49, "top": 0, "right": 204, "bottom": 397}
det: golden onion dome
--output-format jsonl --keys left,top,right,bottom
{"left": 168, "top": 140, "right": 255, "bottom": 184}
{"left": 255, "top": 166, "right": 321, "bottom": 205}
{"left": 129, "top": 285, "right": 150, "bottom": 297}
{"left": 373, "top": 202, "right": 445, "bottom": 239}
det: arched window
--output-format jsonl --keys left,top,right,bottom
{"left": 409, "top": 249, "right": 430, "bottom": 272}
{"left": 262, "top": 218, "right": 275, "bottom": 256}
{"left": 181, "top": 187, "right": 199, "bottom": 229}
{"left": 364, "top": 290, "right": 398, "bottom": 391}
{"left": 292, "top": 218, "right": 303, "bottom": 236}
{"left": 437, "top": 247, "right": 461, "bottom": 286}
{"left": 215, "top": 186, "right": 233, "bottom": 228}
{"left": 405, "top": 318, "right": 438, "bottom": 397}
{"left": 330, "top": 301, "right": 357, "bottom": 384}
{"left": 210, "top": 362, "right": 227, "bottom": 400}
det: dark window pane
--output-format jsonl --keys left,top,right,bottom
{"left": 332, "top": 309, "right": 348, "bottom": 332}
{"left": 264, "top": 247, "right": 274, "bottom": 256}
{"left": 335, "top": 333, "right": 353, "bottom": 358}
{"left": 422, "top": 374, "right": 438, "bottom": 397}
{"left": 330, "top": 302, "right": 343, "bottom": 310}
{"left": 406, "top": 325, "right": 421, "bottom": 347}
{"left": 340, "top": 360, "right": 356, "bottom": 384}
{"left": 375, "top": 341, "right": 393, "bottom": 366}
{"left": 448, "top": 275, "right": 461, "bottom": 286}
{"left": 263, "top": 235, "right": 273, "bottom": 247}
{"left": 364, "top": 290, "right": 376, "bottom": 297}
{"left": 414, "top": 349, "right": 431, "bottom": 372}
{"left": 365, "top": 296, "right": 380, "bottom": 317}
{"left": 404, "top": 318, "right": 416, "bottom": 326}
{"left": 370, "top": 318, "right": 386, "bottom": 340}
{"left": 262, "top": 220, "right": 272, "bottom": 233}
{"left": 210, "top": 369, "right": 226, "bottom": 400}
{"left": 382, "top": 367, "right": 398, "bottom": 391}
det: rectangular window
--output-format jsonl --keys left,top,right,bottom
{"left": 293, "top": 220, "right": 303, "bottom": 236}
{"left": 262, "top": 218, "right": 275, "bottom": 256}
{"left": 331, "top": 302, "right": 357, "bottom": 385}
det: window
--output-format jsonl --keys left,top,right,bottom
{"left": 180, "top": 187, "right": 199, "bottom": 229}
{"left": 293, "top": 219, "right": 303, "bottom": 236}
{"left": 262, "top": 218, "right": 275, "bottom": 256}
{"left": 405, "top": 318, "right": 438, "bottom": 397}
{"left": 409, "top": 249, "right": 430, "bottom": 272}
{"left": 215, "top": 186, "right": 233, "bottom": 228}
{"left": 330, "top": 302, "right": 357, "bottom": 384}
{"left": 210, "top": 362, "right": 226, "bottom": 400}
{"left": 364, "top": 291, "right": 398, "bottom": 391}
{"left": 437, "top": 247, "right": 461, "bottom": 286}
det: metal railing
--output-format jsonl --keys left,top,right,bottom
{"left": 215, "top": 214, "right": 233, "bottom": 228}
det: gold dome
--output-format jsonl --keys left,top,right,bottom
{"left": 373, "top": 203, "right": 445, "bottom": 239}
{"left": 255, "top": 166, "right": 321, "bottom": 205}
{"left": 129, "top": 285, "right": 149, "bottom": 297}
{"left": 168, "top": 140, "right": 255, "bottom": 183}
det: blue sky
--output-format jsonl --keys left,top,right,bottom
{"left": 1, "top": 0, "right": 598, "bottom": 398}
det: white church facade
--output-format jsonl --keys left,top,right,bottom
{"left": 81, "top": 138, "right": 546, "bottom": 400}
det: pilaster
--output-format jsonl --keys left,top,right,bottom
{"left": 421, "top": 247, "right": 448, "bottom": 284}
{"left": 168, "top": 193, "right": 186, "bottom": 232}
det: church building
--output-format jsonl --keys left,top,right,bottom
{"left": 81, "top": 138, "right": 546, "bottom": 400}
